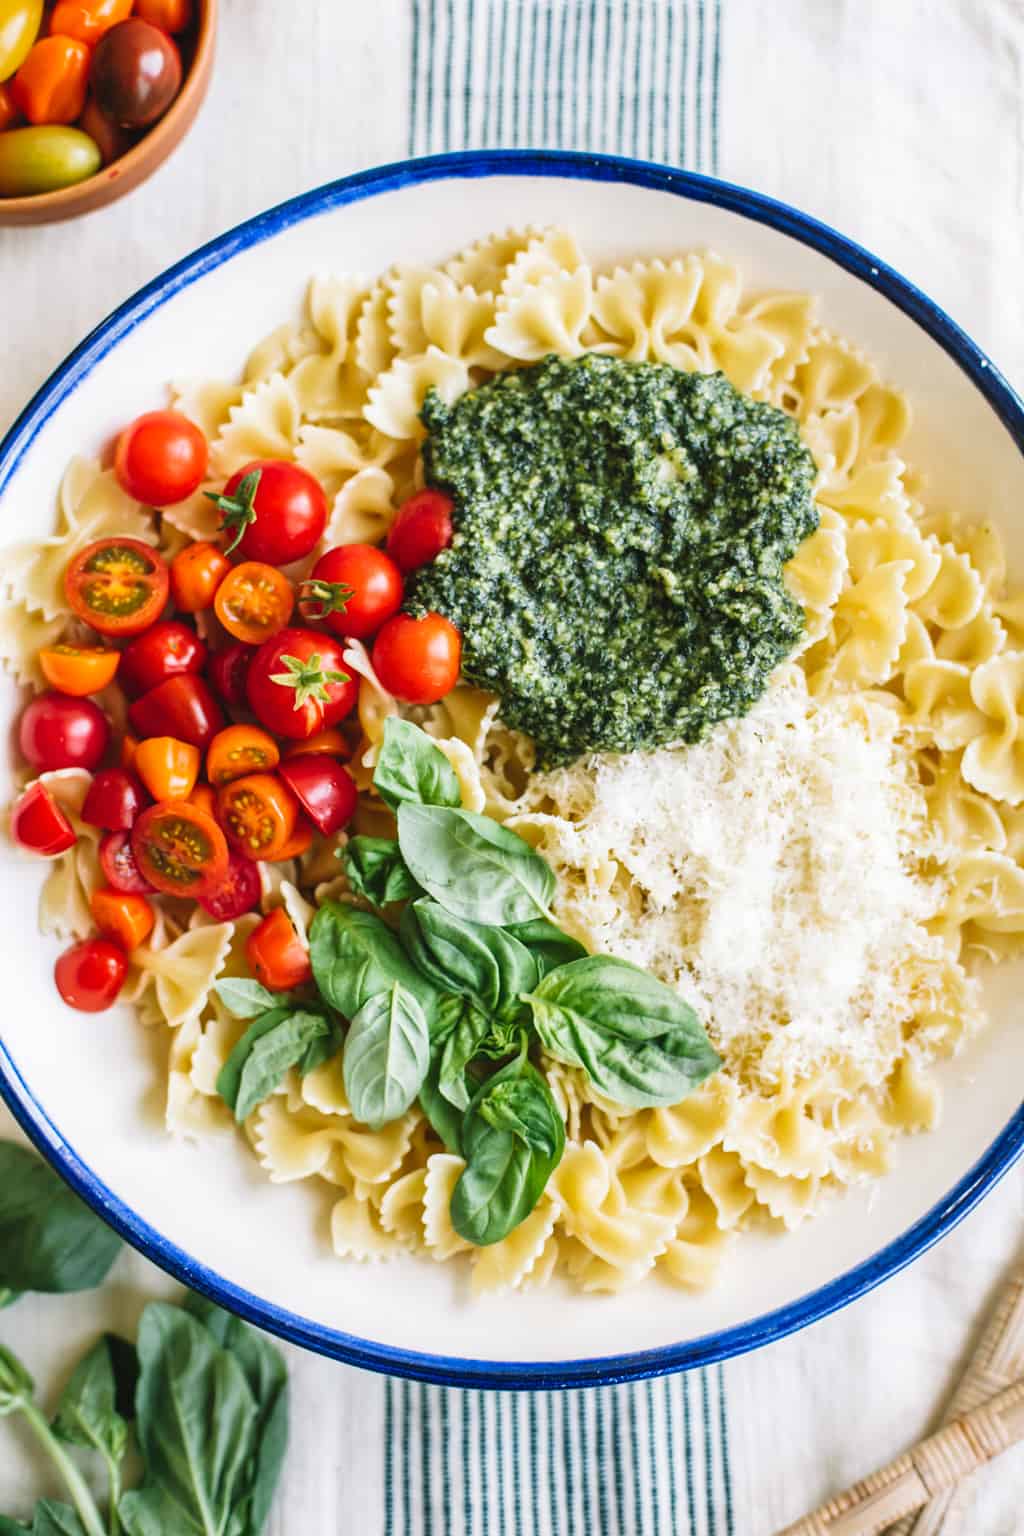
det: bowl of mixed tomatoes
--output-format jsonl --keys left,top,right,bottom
{"left": 10, "top": 405, "right": 462, "bottom": 1011}
{"left": 0, "top": 0, "right": 215, "bottom": 224}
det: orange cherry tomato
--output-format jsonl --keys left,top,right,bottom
{"left": 245, "top": 907, "right": 311, "bottom": 992}
{"left": 39, "top": 644, "right": 119, "bottom": 697}
{"left": 269, "top": 817, "right": 313, "bottom": 862}
{"left": 282, "top": 728, "right": 351, "bottom": 760}
{"left": 12, "top": 36, "right": 91, "bottom": 125}
{"left": 90, "top": 886, "right": 155, "bottom": 951}
{"left": 64, "top": 538, "right": 169, "bottom": 638}
{"left": 133, "top": 0, "right": 193, "bottom": 32}
{"left": 0, "top": 83, "right": 21, "bottom": 131}
{"left": 170, "top": 540, "right": 231, "bottom": 613}
{"left": 214, "top": 562, "right": 294, "bottom": 646}
{"left": 134, "top": 735, "right": 200, "bottom": 802}
{"left": 206, "top": 724, "right": 280, "bottom": 787}
{"left": 131, "top": 799, "right": 228, "bottom": 897}
{"left": 216, "top": 771, "right": 298, "bottom": 861}
{"left": 188, "top": 781, "right": 217, "bottom": 819}
{"left": 50, "top": 0, "right": 133, "bottom": 46}
{"left": 119, "top": 733, "right": 139, "bottom": 772}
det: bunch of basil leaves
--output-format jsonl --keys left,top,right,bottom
{"left": 0, "top": 1142, "right": 287, "bottom": 1535}
{"left": 214, "top": 718, "right": 721, "bottom": 1249}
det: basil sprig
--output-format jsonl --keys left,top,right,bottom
{"left": 397, "top": 803, "right": 556, "bottom": 925}
{"left": 373, "top": 717, "right": 463, "bottom": 812}
{"left": 213, "top": 980, "right": 341, "bottom": 1123}
{"left": 342, "top": 983, "right": 430, "bottom": 1131}
{"left": 341, "top": 836, "right": 419, "bottom": 907}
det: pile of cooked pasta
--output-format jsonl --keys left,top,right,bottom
{"left": 5, "top": 226, "right": 1024, "bottom": 1295}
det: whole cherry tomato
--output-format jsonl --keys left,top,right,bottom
{"left": 55, "top": 937, "right": 127, "bottom": 1012}
{"left": 128, "top": 674, "right": 223, "bottom": 749}
{"left": 133, "top": 735, "right": 200, "bottom": 802}
{"left": 134, "top": 0, "right": 192, "bottom": 32}
{"left": 10, "top": 782, "right": 77, "bottom": 856}
{"left": 245, "top": 907, "right": 311, "bottom": 991}
{"left": 371, "top": 612, "right": 461, "bottom": 705}
{"left": 279, "top": 753, "right": 357, "bottom": 837}
{"left": 386, "top": 490, "right": 455, "bottom": 573}
{"left": 132, "top": 799, "right": 228, "bottom": 897}
{"left": 119, "top": 619, "right": 206, "bottom": 696}
{"left": 298, "top": 544, "right": 403, "bottom": 641}
{"left": 197, "top": 850, "right": 261, "bottom": 921}
{"left": 90, "top": 886, "right": 154, "bottom": 950}
{"left": 39, "top": 643, "right": 119, "bottom": 697}
{"left": 0, "top": 1, "right": 43, "bottom": 85}
{"left": 170, "top": 540, "right": 230, "bottom": 613}
{"left": 78, "top": 91, "right": 132, "bottom": 164}
{"left": 210, "top": 461, "right": 328, "bottom": 565}
{"left": 214, "top": 562, "right": 294, "bottom": 646}
{"left": 0, "top": 122, "right": 100, "bottom": 192}
{"left": 19, "top": 692, "right": 109, "bottom": 772}
{"left": 82, "top": 767, "right": 147, "bottom": 830}
{"left": 246, "top": 627, "right": 357, "bottom": 740}
{"left": 207, "top": 640, "right": 254, "bottom": 706}
{"left": 188, "top": 780, "right": 217, "bottom": 819}
{"left": 91, "top": 18, "right": 181, "bottom": 128}
{"left": 114, "top": 410, "right": 207, "bottom": 506}
{"left": 64, "top": 537, "right": 169, "bottom": 638}
{"left": 99, "top": 829, "right": 153, "bottom": 893}
{"left": 49, "top": 0, "right": 132, "bottom": 46}
{"left": 11, "top": 35, "right": 90, "bottom": 125}
{"left": 216, "top": 772, "right": 299, "bottom": 861}
{"left": 206, "top": 724, "right": 279, "bottom": 786}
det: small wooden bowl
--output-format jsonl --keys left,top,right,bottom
{"left": 0, "top": 0, "right": 217, "bottom": 227}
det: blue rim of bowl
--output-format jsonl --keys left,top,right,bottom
{"left": 2, "top": 149, "right": 1023, "bottom": 1389}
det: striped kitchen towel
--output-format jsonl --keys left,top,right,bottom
{"left": 393, "top": 6, "right": 731, "bottom": 1535}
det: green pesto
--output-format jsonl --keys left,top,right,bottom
{"left": 407, "top": 355, "right": 818, "bottom": 765}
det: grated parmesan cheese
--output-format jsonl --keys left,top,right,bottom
{"left": 515, "top": 669, "right": 963, "bottom": 1091}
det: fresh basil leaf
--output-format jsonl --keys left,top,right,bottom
{"left": 219, "top": 1010, "right": 334, "bottom": 1123}
{"left": 405, "top": 900, "right": 539, "bottom": 1013}
{"left": 214, "top": 1007, "right": 290, "bottom": 1114}
{"left": 29, "top": 1506, "right": 86, "bottom": 1536}
{"left": 341, "top": 836, "right": 419, "bottom": 907}
{"left": 343, "top": 984, "right": 430, "bottom": 1131}
{"left": 213, "top": 978, "right": 281, "bottom": 1019}
{"left": 438, "top": 1003, "right": 493, "bottom": 1110}
{"left": 0, "top": 1144, "right": 121, "bottom": 1296}
{"left": 397, "top": 804, "right": 555, "bottom": 926}
{"left": 297, "top": 1018, "right": 342, "bottom": 1076}
{"left": 507, "top": 918, "right": 588, "bottom": 978}
{"left": 0, "top": 1344, "right": 34, "bottom": 1413}
{"left": 418, "top": 1052, "right": 465, "bottom": 1155}
{"left": 52, "top": 1334, "right": 132, "bottom": 1470}
{"left": 524, "top": 955, "right": 721, "bottom": 1107}
{"left": 0, "top": 1516, "right": 27, "bottom": 1534}
{"left": 450, "top": 1057, "right": 564, "bottom": 1246}
{"left": 373, "top": 718, "right": 462, "bottom": 812}
{"left": 309, "top": 902, "right": 442, "bottom": 1025}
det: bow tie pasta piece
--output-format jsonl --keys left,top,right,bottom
{"left": 658, "top": 1182, "right": 734, "bottom": 1289}
{"left": 0, "top": 605, "right": 68, "bottom": 691}
{"left": 363, "top": 347, "right": 471, "bottom": 440}
{"left": 470, "top": 1198, "right": 558, "bottom": 1297}
{"left": 286, "top": 274, "right": 372, "bottom": 419}
{"left": 134, "top": 921, "right": 234, "bottom": 1032}
{"left": 846, "top": 518, "right": 942, "bottom": 603}
{"left": 645, "top": 1074, "right": 739, "bottom": 1169}
{"left": 550, "top": 1141, "right": 676, "bottom": 1290}
{"left": 209, "top": 372, "right": 303, "bottom": 478}
{"left": 817, "top": 457, "right": 912, "bottom": 530}
{"left": 903, "top": 658, "right": 987, "bottom": 749}
{"left": 422, "top": 1152, "right": 474, "bottom": 1260}
{"left": 961, "top": 652, "right": 1024, "bottom": 804}
{"left": 590, "top": 257, "right": 707, "bottom": 365}
{"left": 484, "top": 266, "right": 595, "bottom": 363}
{"left": 389, "top": 272, "right": 504, "bottom": 372}
{"left": 921, "top": 752, "right": 1009, "bottom": 851}
{"left": 443, "top": 225, "right": 541, "bottom": 296}
{"left": 914, "top": 542, "right": 985, "bottom": 631}
{"left": 497, "top": 227, "right": 585, "bottom": 301}
{"left": 697, "top": 1147, "right": 756, "bottom": 1230}
{"left": 785, "top": 332, "right": 878, "bottom": 421}
{"left": 934, "top": 604, "right": 1006, "bottom": 666}
{"left": 330, "top": 1194, "right": 397, "bottom": 1261}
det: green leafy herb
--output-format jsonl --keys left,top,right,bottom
{"left": 309, "top": 901, "right": 441, "bottom": 1025}
{"left": 25, "top": 1504, "right": 87, "bottom": 1536}
{"left": 506, "top": 918, "right": 588, "bottom": 978}
{"left": 401, "top": 899, "right": 539, "bottom": 1014}
{"left": 450, "top": 1055, "right": 564, "bottom": 1246}
{"left": 396, "top": 803, "right": 555, "bottom": 926}
{"left": 417, "top": 1052, "right": 465, "bottom": 1155}
{"left": 524, "top": 955, "right": 721, "bottom": 1107}
{"left": 0, "top": 1290, "right": 21, "bottom": 1311}
{"left": 373, "top": 717, "right": 462, "bottom": 813}
{"left": 342, "top": 983, "right": 430, "bottom": 1131}
{"left": 0, "top": 1347, "right": 105, "bottom": 1536}
{"left": 212, "top": 978, "right": 283, "bottom": 1019}
{"left": 0, "top": 1145, "right": 121, "bottom": 1296}
{"left": 436, "top": 1001, "right": 493, "bottom": 1111}
{"left": 52, "top": 1336, "right": 135, "bottom": 1527}
{"left": 341, "top": 836, "right": 419, "bottom": 907}
{"left": 216, "top": 1007, "right": 337, "bottom": 1123}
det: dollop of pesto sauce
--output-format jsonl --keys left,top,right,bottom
{"left": 406, "top": 354, "right": 818, "bottom": 766}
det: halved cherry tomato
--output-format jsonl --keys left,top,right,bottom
{"left": 270, "top": 817, "right": 313, "bottom": 862}
{"left": 38, "top": 644, "right": 119, "bottom": 698}
{"left": 298, "top": 543, "right": 404, "bottom": 641}
{"left": 0, "top": 83, "right": 20, "bottom": 131}
{"left": 210, "top": 460, "right": 328, "bottom": 565}
{"left": 386, "top": 490, "right": 454, "bottom": 573}
{"left": 279, "top": 753, "right": 357, "bottom": 837}
{"left": 170, "top": 540, "right": 230, "bottom": 613}
{"left": 11, "top": 782, "right": 76, "bottom": 856}
{"left": 55, "top": 937, "right": 127, "bottom": 1012}
{"left": 371, "top": 612, "right": 461, "bottom": 705}
{"left": 99, "top": 829, "right": 153, "bottom": 893}
{"left": 216, "top": 772, "right": 299, "bottom": 861}
{"left": 19, "top": 692, "right": 109, "bottom": 772}
{"left": 132, "top": 799, "right": 228, "bottom": 896}
{"left": 82, "top": 767, "right": 147, "bottom": 830}
{"left": 119, "top": 733, "right": 138, "bottom": 772}
{"left": 134, "top": 0, "right": 192, "bottom": 31}
{"left": 198, "top": 849, "right": 261, "bottom": 921}
{"left": 114, "top": 410, "right": 208, "bottom": 507}
{"left": 120, "top": 619, "right": 206, "bottom": 696}
{"left": 283, "top": 727, "right": 350, "bottom": 759}
{"left": 246, "top": 627, "right": 357, "bottom": 740}
{"left": 207, "top": 640, "right": 253, "bottom": 706}
{"left": 214, "top": 562, "right": 294, "bottom": 646}
{"left": 245, "top": 907, "right": 311, "bottom": 992}
{"left": 206, "top": 724, "right": 279, "bottom": 786}
{"left": 90, "top": 886, "right": 154, "bottom": 950}
{"left": 128, "top": 674, "right": 223, "bottom": 749}
{"left": 134, "top": 735, "right": 200, "bottom": 802}
{"left": 12, "top": 36, "right": 90, "bottom": 125}
{"left": 65, "top": 537, "right": 169, "bottom": 637}
{"left": 50, "top": 0, "right": 133, "bottom": 46}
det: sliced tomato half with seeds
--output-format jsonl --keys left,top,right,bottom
{"left": 131, "top": 799, "right": 228, "bottom": 896}
{"left": 64, "top": 537, "right": 169, "bottom": 637}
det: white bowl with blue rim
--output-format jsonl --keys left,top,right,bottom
{"left": 2, "top": 150, "right": 1022, "bottom": 1387}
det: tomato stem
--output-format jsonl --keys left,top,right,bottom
{"left": 269, "top": 652, "right": 350, "bottom": 710}
{"left": 297, "top": 577, "right": 355, "bottom": 621}
{"left": 206, "top": 468, "right": 263, "bottom": 555}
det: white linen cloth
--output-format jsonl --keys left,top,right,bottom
{"left": 2, "top": 3, "right": 1024, "bottom": 1531}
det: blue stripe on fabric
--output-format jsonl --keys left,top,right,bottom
{"left": 478, "top": 1390, "right": 491, "bottom": 1533}
{"left": 695, "top": 0, "right": 707, "bottom": 171}
{"left": 420, "top": 1383, "right": 434, "bottom": 1536}
{"left": 645, "top": 1379, "right": 662, "bottom": 1533}
{"left": 461, "top": 1392, "right": 473, "bottom": 1536}
{"left": 662, "top": 0, "right": 675, "bottom": 165}
{"left": 718, "top": 1365, "right": 734, "bottom": 1535}
{"left": 385, "top": 1376, "right": 395, "bottom": 1536}
{"left": 711, "top": 0, "right": 722, "bottom": 175}
{"left": 701, "top": 1369, "right": 717, "bottom": 1536}
{"left": 679, "top": 0, "right": 691, "bottom": 167}
{"left": 440, "top": 1388, "right": 452, "bottom": 1536}
{"left": 682, "top": 1372, "right": 698, "bottom": 1534}
{"left": 401, "top": 1379, "right": 412, "bottom": 1536}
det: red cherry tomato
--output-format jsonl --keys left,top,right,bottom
{"left": 279, "top": 753, "right": 358, "bottom": 837}
{"left": 19, "top": 692, "right": 109, "bottom": 773}
{"left": 131, "top": 799, "right": 229, "bottom": 897}
{"left": 245, "top": 907, "right": 311, "bottom": 992}
{"left": 99, "top": 830, "right": 153, "bottom": 893}
{"left": 55, "top": 938, "right": 127, "bottom": 1013}
{"left": 298, "top": 544, "right": 403, "bottom": 641}
{"left": 211, "top": 460, "right": 328, "bottom": 565}
{"left": 208, "top": 641, "right": 254, "bottom": 707}
{"left": 114, "top": 410, "right": 207, "bottom": 506}
{"left": 197, "top": 849, "right": 261, "bottom": 921}
{"left": 11, "top": 782, "right": 77, "bottom": 857}
{"left": 119, "top": 619, "right": 207, "bottom": 696}
{"left": 81, "top": 767, "right": 148, "bottom": 831}
{"left": 246, "top": 627, "right": 358, "bottom": 740}
{"left": 371, "top": 612, "right": 462, "bottom": 705}
{"left": 64, "top": 538, "right": 169, "bottom": 638}
{"left": 128, "top": 674, "right": 224, "bottom": 750}
{"left": 386, "top": 490, "right": 454, "bottom": 573}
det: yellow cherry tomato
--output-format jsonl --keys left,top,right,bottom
{"left": 0, "top": 0, "right": 43, "bottom": 84}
